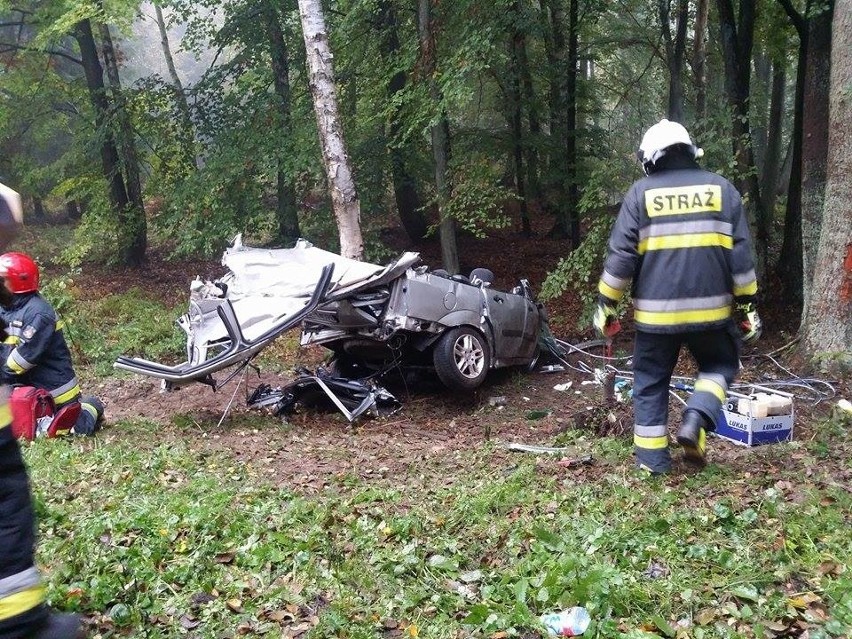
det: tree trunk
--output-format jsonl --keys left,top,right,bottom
{"left": 263, "top": 3, "right": 301, "bottom": 246}
{"left": 98, "top": 19, "right": 147, "bottom": 266}
{"left": 297, "top": 0, "right": 364, "bottom": 260}
{"left": 799, "top": 1, "right": 834, "bottom": 326}
{"left": 153, "top": 2, "right": 198, "bottom": 170}
{"left": 715, "top": 0, "right": 767, "bottom": 275}
{"left": 510, "top": 0, "right": 531, "bottom": 236}
{"left": 418, "top": 0, "right": 459, "bottom": 273}
{"left": 73, "top": 19, "right": 135, "bottom": 260}
{"left": 802, "top": 2, "right": 852, "bottom": 361}
{"left": 515, "top": 0, "right": 541, "bottom": 201}
{"left": 65, "top": 201, "right": 81, "bottom": 221}
{"left": 32, "top": 197, "right": 46, "bottom": 223}
{"left": 565, "top": 0, "right": 580, "bottom": 247}
{"left": 377, "top": 0, "right": 428, "bottom": 243}
{"left": 660, "top": 0, "right": 688, "bottom": 122}
{"left": 777, "top": 23, "right": 806, "bottom": 301}
{"left": 751, "top": 50, "right": 771, "bottom": 171}
{"left": 760, "top": 61, "right": 785, "bottom": 216}
{"left": 546, "top": 0, "right": 568, "bottom": 238}
{"left": 692, "top": 0, "right": 709, "bottom": 120}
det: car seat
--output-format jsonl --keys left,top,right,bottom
{"left": 469, "top": 268, "right": 495, "bottom": 288}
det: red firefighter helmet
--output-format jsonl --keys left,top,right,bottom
{"left": 0, "top": 252, "right": 40, "bottom": 293}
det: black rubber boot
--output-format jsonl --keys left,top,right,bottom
{"left": 677, "top": 410, "right": 708, "bottom": 466}
{"left": 30, "top": 612, "right": 84, "bottom": 639}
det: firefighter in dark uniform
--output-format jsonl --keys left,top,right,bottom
{"left": 0, "top": 186, "right": 83, "bottom": 638}
{"left": 594, "top": 120, "right": 762, "bottom": 474}
{"left": 0, "top": 252, "right": 104, "bottom": 437}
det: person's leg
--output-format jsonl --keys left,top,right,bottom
{"left": 0, "top": 396, "right": 83, "bottom": 639}
{"left": 73, "top": 397, "right": 104, "bottom": 436}
{"left": 0, "top": 400, "right": 48, "bottom": 639}
{"left": 678, "top": 323, "right": 740, "bottom": 464}
{"left": 632, "top": 331, "right": 682, "bottom": 474}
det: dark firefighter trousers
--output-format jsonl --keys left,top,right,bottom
{"left": 632, "top": 324, "right": 741, "bottom": 473}
{"left": 0, "top": 406, "right": 47, "bottom": 638}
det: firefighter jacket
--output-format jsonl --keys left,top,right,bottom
{"left": 0, "top": 293, "right": 81, "bottom": 407}
{"left": 597, "top": 159, "right": 758, "bottom": 334}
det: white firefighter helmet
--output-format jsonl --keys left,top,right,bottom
{"left": 638, "top": 119, "right": 704, "bottom": 173}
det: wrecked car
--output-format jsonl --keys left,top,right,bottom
{"left": 115, "top": 237, "right": 545, "bottom": 393}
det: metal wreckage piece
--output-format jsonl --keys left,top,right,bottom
{"left": 246, "top": 368, "right": 402, "bottom": 422}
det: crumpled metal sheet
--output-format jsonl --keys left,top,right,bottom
{"left": 247, "top": 368, "right": 402, "bottom": 422}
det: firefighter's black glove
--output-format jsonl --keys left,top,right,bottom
{"left": 736, "top": 302, "right": 762, "bottom": 344}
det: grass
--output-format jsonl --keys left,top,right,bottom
{"left": 23, "top": 414, "right": 852, "bottom": 639}
{"left": 10, "top": 234, "right": 852, "bottom": 638}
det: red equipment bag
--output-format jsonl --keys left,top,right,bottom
{"left": 10, "top": 385, "right": 55, "bottom": 441}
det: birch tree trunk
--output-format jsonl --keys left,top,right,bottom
{"left": 297, "top": 0, "right": 364, "bottom": 260}
{"left": 802, "top": 1, "right": 852, "bottom": 364}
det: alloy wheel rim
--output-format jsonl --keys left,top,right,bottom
{"left": 453, "top": 334, "right": 485, "bottom": 378}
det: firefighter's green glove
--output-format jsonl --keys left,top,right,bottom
{"left": 593, "top": 303, "right": 621, "bottom": 339}
{"left": 736, "top": 302, "right": 762, "bottom": 344}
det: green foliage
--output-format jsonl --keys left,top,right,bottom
{"left": 540, "top": 214, "right": 614, "bottom": 326}
{"left": 22, "top": 418, "right": 852, "bottom": 638}
{"left": 41, "top": 282, "right": 185, "bottom": 377}
{"left": 442, "top": 157, "right": 514, "bottom": 239}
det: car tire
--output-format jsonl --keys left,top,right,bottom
{"left": 433, "top": 326, "right": 490, "bottom": 390}
{"left": 327, "top": 354, "right": 367, "bottom": 378}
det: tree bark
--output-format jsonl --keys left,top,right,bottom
{"left": 515, "top": 0, "right": 541, "bottom": 201}
{"left": 98, "top": 19, "right": 147, "bottom": 266}
{"left": 263, "top": 3, "right": 301, "bottom": 246}
{"left": 509, "top": 0, "right": 531, "bottom": 236}
{"left": 297, "top": 0, "right": 364, "bottom": 260}
{"left": 692, "top": 0, "right": 709, "bottom": 120}
{"left": 777, "top": 5, "right": 806, "bottom": 301}
{"left": 660, "top": 0, "right": 688, "bottom": 122}
{"left": 799, "top": 1, "right": 834, "bottom": 326}
{"left": 418, "top": 0, "right": 459, "bottom": 273}
{"left": 377, "top": 0, "right": 428, "bottom": 243}
{"left": 760, "top": 61, "right": 785, "bottom": 217}
{"left": 802, "top": 2, "right": 852, "bottom": 361}
{"left": 544, "top": 0, "right": 565, "bottom": 220}
{"left": 153, "top": 2, "right": 198, "bottom": 170}
{"left": 565, "top": 0, "right": 580, "bottom": 247}
{"left": 715, "top": 0, "right": 767, "bottom": 275}
{"left": 751, "top": 50, "right": 771, "bottom": 171}
{"left": 73, "top": 19, "right": 136, "bottom": 262}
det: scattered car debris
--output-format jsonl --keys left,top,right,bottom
{"left": 540, "top": 606, "right": 591, "bottom": 636}
{"left": 246, "top": 369, "right": 401, "bottom": 422}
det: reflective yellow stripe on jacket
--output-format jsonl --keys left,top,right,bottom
{"left": 0, "top": 585, "right": 44, "bottom": 621}
{"left": 633, "top": 294, "right": 733, "bottom": 327}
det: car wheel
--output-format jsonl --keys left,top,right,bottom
{"left": 326, "top": 354, "right": 367, "bottom": 378}
{"left": 433, "top": 326, "right": 490, "bottom": 390}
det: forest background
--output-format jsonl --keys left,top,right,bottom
{"left": 2, "top": 3, "right": 852, "bottom": 638}
{"left": 0, "top": 0, "right": 850, "bottom": 363}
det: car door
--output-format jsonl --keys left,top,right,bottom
{"left": 484, "top": 287, "right": 537, "bottom": 365}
